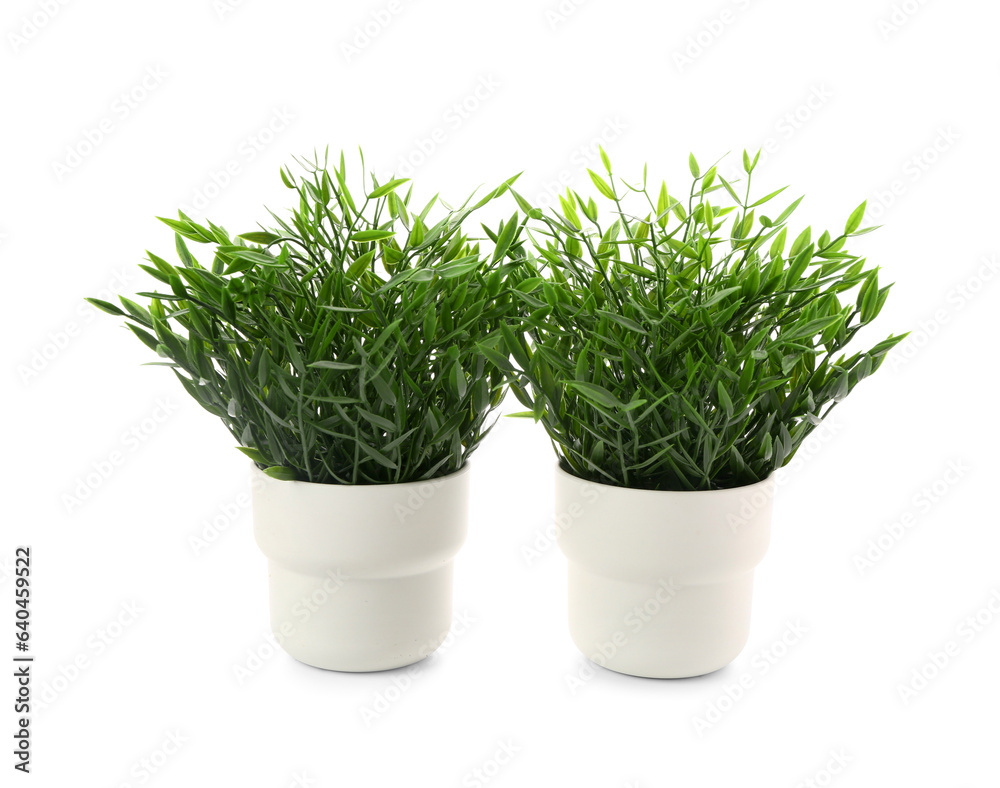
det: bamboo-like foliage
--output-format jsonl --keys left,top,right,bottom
{"left": 89, "top": 152, "right": 531, "bottom": 484}
{"left": 495, "top": 151, "right": 907, "bottom": 491}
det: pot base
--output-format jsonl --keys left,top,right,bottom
{"left": 267, "top": 561, "right": 455, "bottom": 672}
{"left": 567, "top": 565, "right": 755, "bottom": 679}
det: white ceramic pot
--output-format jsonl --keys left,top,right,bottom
{"left": 555, "top": 465, "right": 774, "bottom": 678}
{"left": 252, "top": 463, "right": 470, "bottom": 672}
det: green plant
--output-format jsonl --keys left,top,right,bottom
{"left": 88, "top": 152, "right": 530, "bottom": 484}
{"left": 497, "top": 150, "right": 907, "bottom": 491}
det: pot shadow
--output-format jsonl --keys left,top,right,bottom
{"left": 568, "top": 655, "right": 741, "bottom": 699}
{"left": 285, "top": 650, "right": 446, "bottom": 678}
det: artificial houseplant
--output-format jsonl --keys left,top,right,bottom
{"left": 497, "top": 150, "right": 906, "bottom": 677}
{"left": 89, "top": 153, "right": 529, "bottom": 671}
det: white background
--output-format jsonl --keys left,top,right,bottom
{"left": 4, "top": 0, "right": 999, "bottom": 785}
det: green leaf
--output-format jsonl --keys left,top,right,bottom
{"left": 718, "top": 176, "right": 742, "bottom": 205}
{"left": 357, "top": 407, "right": 395, "bottom": 432}
{"left": 86, "top": 298, "right": 126, "bottom": 317}
{"left": 566, "top": 381, "right": 622, "bottom": 409}
{"left": 588, "top": 169, "right": 617, "bottom": 201}
{"left": 237, "top": 446, "right": 268, "bottom": 463}
{"left": 515, "top": 277, "right": 544, "bottom": 293}
{"left": 492, "top": 214, "right": 519, "bottom": 263}
{"left": 738, "top": 358, "right": 755, "bottom": 395}
{"left": 596, "top": 310, "right": 647, "bottom": 335}
{"left": 308, "top": 360, "right": 360, "bottom": 371}
{"left": 717, "top": 381, "right": 734, "bottom": 418}
{"left": 368, "top": 178, "right": 410, "bottom": 199}
{"left": 175, "top": 235, "right": 197, "bottom": 267}
{"left": 346, "top": 249, "right": 377, "bottom": 280}
{"left": 783, "top": 315, "right": 842, "bottom": 341}
{"left": 749, "top": 186, "right": 789, "bottom": 208}
{"left": 350, "top": 229, "right": 394, "bottom": 242}
{"left": 499, "top": 322, "right": 530, "bottom": 370}
{"left": 238, "top": 231, "right": 281, "bottom": 245}
{"left": 477, "top": 343, "right": 515, "bottom": 373}
{"left": 356, "top": 441, "right": 398, "bottom": 470}
{"left": 371, "top": 372, "right": 397, "bottom": 406}
{"left": 688, "top": 153, "right": 700, "bottom": 178}
{"left": 451, "top": 362, "right": 467, "bottom": 398}
{"left": 845, "top": 201, "right": 867, "bottom": 234}
{"left": 698, "top": 286, "right": 742, "bottom": 308}
{"left": 263, "top": 466, "right": 298, "bottom": 481}
{"left": 776, "top": 196, "right": 804, "bottom": 225}
{"left": 789, "top": 227, "right": 812, "bottom": 257}
{"left": 157, "top": 217, "right": 202, "bottom": 242}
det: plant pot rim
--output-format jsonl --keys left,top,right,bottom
{"left": 554, "top": 461, "right": 775, "bottom": 498}
{"left": 250, "top": 460, "right": 471, "bottom": 492}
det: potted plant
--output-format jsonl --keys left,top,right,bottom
{"left": 498, "top": 150, "right": 906, "bottom": 678}
{"left": 88, "top": 152, "right": 529, "bottom": 672}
